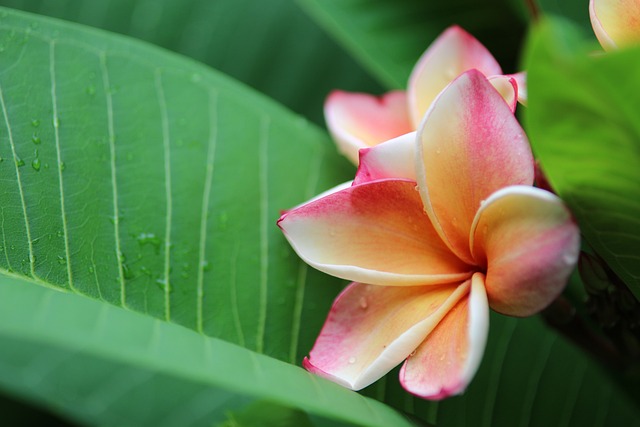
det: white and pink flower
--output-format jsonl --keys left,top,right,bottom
{"left": 325, "top": 25, "right": 526, "bottom": 164}
{"left": 279, "top": 70, "right": 579, "bottom": 399}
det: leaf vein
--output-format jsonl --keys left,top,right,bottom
{"left": 155, "top": 70, "right": 173, "bottom": 321}
{"left": 100, "top": 52, "right": 126, "bottom": 304}
{"left": 0, "top": 85, "right": 34, "bottom": 276}
{"left": 196, "top": 88, "right": 218, "bottom": 334}
{"left": 257, "top": 114, "right": 270, "bottom": 353}
{"left": 49, "top": 41, "right": 74, "bottom": 290}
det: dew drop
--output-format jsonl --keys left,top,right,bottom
{"left": 57, "top": 255, "right": 66, "bottom": 265}
{"left": 31, "top": 158, "right": 41, "bottom": 171}
{"left": 88, "top": 266, "right": 95, "bottom": 273}
{"left": 53, "top": 116, "right": 60, "bottom": 128}
{"left": 16, "top": 158, "right": 25, "bottom": 167}
{"left": 359, "top": 297, "right": 368, "bottom": 310}
{"left": 59, "top": 161, "right": 66, "bottom": 171}
{"left": 31, "top": 119, "right": 40, "bottom": 127}
{"left": 32, "top": 133, "right": 41, "bottom": 144}
{"left": 86, "top": 85, "right": 96, "bottom": 96}
{"left": 348, "top": 357, "right": 356, "bottom": 364}
{"left": 202, "top": 260, "right": 211, "bottom": 271}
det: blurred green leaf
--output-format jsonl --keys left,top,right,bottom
{"left": 0, "top": 276, "right": 413, "bottom": 427}
{"left": 0, "top": 0, "right": 382, "bottom": 125}
{"left": 536, "top": 0, "right": 594, "bottom": 35}
{"left": 297, "top": 0, "right": 526, "bottom": 89}
{"left": 525, "top": 19, "right": 640, "bottom": 301}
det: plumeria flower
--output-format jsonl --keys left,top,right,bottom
{"left": 590, "top": 0, "right": 640, "bottom": 51}
{"left": 325, "top": 25, "right": 527, "bottom": 164}
{"left": 278, "top": 70, "right": 580, "bottom": 399}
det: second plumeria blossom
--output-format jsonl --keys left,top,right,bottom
{"left": 325, "top": 25, "right": 526, "bottom": 164}
{"left": 279, "top": 70, "right": 580, "bottom": 399}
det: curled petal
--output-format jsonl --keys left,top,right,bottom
{"left": 470, "top": 186, "right": 580, "bottom": 317}
{"left": 408, "top": 25, "right": 502, "bottom": 126}
{"left": 508, "top": 71, "right": 527, "bottom": 105}
{"left": 278, "top": 179, "right": 473, "bottom": 286}
{"left": 400, "top": 273, "right": 489, "bottom": 399}
{"left": 416, "top": 70, "right": 534, "bottom": 265}
{"left": 487, "top": 75, "right": 518, "bottom": 112}
{"left": 304, "top": 280, "right": 470, "bottom": 390}
{"left": 324, "top": 90, "right": 413, "bottom": 164}
{"left": 590, "top": 0, "right": 640, "bottom": 51}
{"left": 355, "top": 132, "right": 417, "bottom": 184}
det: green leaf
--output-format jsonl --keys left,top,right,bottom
{"left": 0, "top": 0, "right": 383, "bottom": 125}
{"left": 0, "top": 276, "right": 413, "bottom": 427}
{"left": 0, "top": 6, "right": 354, "bottom": 363}
{"left": 525, "top": 19, "right": 640, "bottom": 300}
{"left": 536, "top": 0, "right": 594, "bottom": 35}
{"left": 297, "top": 0, "right": 526, "bottom": 89}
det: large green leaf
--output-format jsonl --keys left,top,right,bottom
{"left": 525, "top": 19, "right": 640, "bottom": 300}
{"left": 297, "top": 0, "right": 526, "bottom": 89}
{"left": 0, "top": 276, "right": 413, "bottom": 427}
{"left": 0, "top": 0, "right": 383, "bottom": 125}
{"left": 0, "top": 5, "right": 360, "bottom": 363}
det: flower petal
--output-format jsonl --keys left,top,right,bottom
{"left": 304, "top": 280, "right": 470, "bottom": 390}
{"left": 278, "top": 179, "right": 473, "bottom": 286}
{"left": 324, "top": 90, "right": 413, "bottom": 164}
{"left": 408, "top": 25, "right": 502, "bottom": 127}
{"left": 508, "top": 71, "right": 528, "bottom": 105}
{"left": 399, "top": 273, "right": 489, "bottom": 399}
{"left": 354, "top": 132, "right": 417, "bottom": 184}
{"left": 470, "top": 186, "right": 580, "bottom": 317}
{"left": 590, "top": 0, "right": 640, "bottom": 51}
{"left": 487, "top": 75, "right": 518, "bottom": 112}
{"left": 416, "top": 69, "right": 534, "bottom": 265}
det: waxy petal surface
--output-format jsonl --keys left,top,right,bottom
{"left": 355, "top": 132, "right": 417, "bottom": 184}
{"left": 325, "top": 90, "right": 413, "bottom": 164}
{"left": 590, "top": 0, "right": 640, "bottom": 51}
{"left": 304, "top": 281, "right": 470, "bottom": 390}
{"left": 408, "top": 25, "right": 502, "bottom": 126}
{"left": 508, "top": 72, "right": 528, "bottom": 105}
{"left": 278, "top": 179, "right": 472, "bottom": 286}
{"left": 487, "top": 75, "right": 518, "bottom": 112}
{"left": 416, "top": 70, "right": 534, "bottom": 264}
{"left": 400, "top": 273, "right": 489, "bottom": 399}
{"left": 470, "top": 186, "right": 580, "bottom": 316}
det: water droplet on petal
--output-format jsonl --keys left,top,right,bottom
{"left": 359, "top": 297, "right": 368, "bottom": 310}
{"left": 348, "top": 357, "right": 356, "bottom": 364}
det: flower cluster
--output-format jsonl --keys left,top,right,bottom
{"left": 273, "top": 0, "right": 640, "bottom": 398}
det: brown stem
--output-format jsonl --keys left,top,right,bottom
{"left": 525, "top": 0, "right": 541, "bottom": 22}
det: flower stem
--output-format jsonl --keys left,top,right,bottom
{"left": 525, "top": 0, "right": 541, "bottom": 22}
